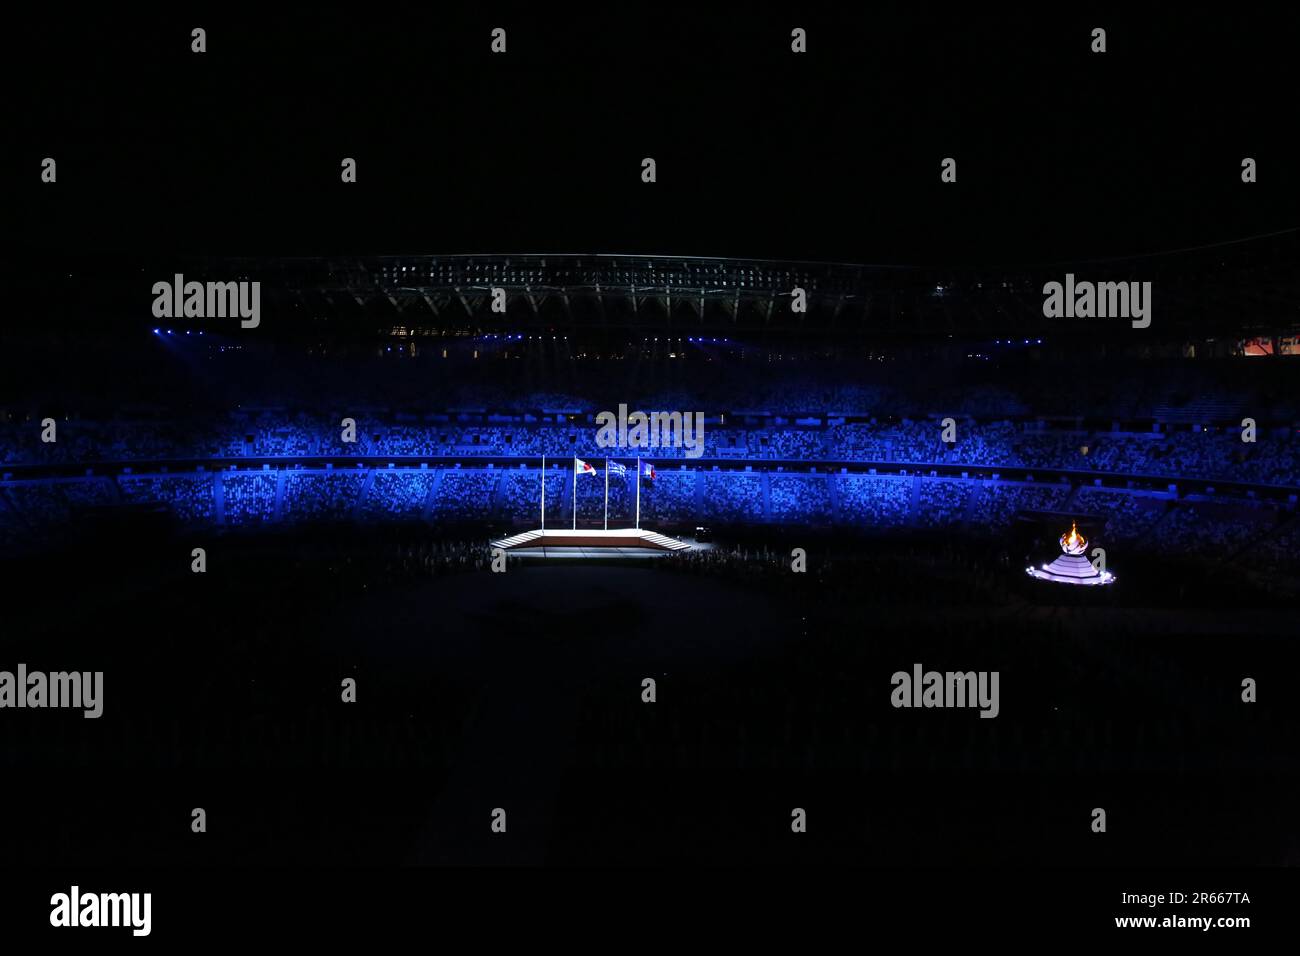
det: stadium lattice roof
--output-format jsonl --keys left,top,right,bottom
{"left": 189, "top": 232, "right": 1298, "bottom": 338}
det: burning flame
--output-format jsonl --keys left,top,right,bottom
{"left": 1060, "top": 521, "right": 1088, "bottom": 555}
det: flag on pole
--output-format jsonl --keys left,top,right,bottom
{"left": 640, "top": 461, "right": 657, "bottom": 481}
{"left": 607, "top": 460, "right": 628, "bottom": 479}
{"left": 572, "top": 458, "right": 595, "bottom": 530}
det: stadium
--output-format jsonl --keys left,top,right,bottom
{"left": 3, "top": 232, "right": 1299, "bottom": 868}
{"left": 7, "top": 236, "right": 1300, "bottom": 576}
{"left": 3, "top": 13, "right": 1299, "bottom": 927}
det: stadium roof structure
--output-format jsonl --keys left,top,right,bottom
{"left": 184, "top": 230, "right": 1298, "bottom": 339}
{"left": 14, "top": 229, "right": 1297, "bottom": 340}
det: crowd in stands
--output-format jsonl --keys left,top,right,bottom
{"left": 119, "top": 474, "right": 216, "bottom": 522}
{"left": 824, "top": 423, "right": 892, "bottom": 461}
{"left": 222, "top": 473, "right": 278, "bottom": 525}
{"left": 360, "top": 470, "right": 438, "bottom": 519}
{"left": 280, "top": 472, "right": 366, "bottom": 522}
{"left": 1072, "top": 488, "right": 1165, "bottom": 542}
{"left": 4, "top": 483, "right": 71, "bottom": 527}
{"left": 5, "top": 414, "right": 1296, "bottom": 487}
{"left": 768, "top": 474, "right": 833, "bottom": 523}
{"left": 834, "top": 475, "right": 912, "bottom": 526}
{"left": 4, "top": 357, "right": 1300, "bottom": 578}
{"left": 1, "top": 458, "right": 1291, "bottom": 538}
{"left": 497, "top": 470, "right": 547, "bottom": 521}
{"left": 702, "top": 473, "right": 764, "bottom": 522}
{"left": 430, "top": 470, "right": 498, "bottom": 520}
{"left": 1145, "top": 504, "right": 1271, "bottom": 560}
{"left": 917, "top": 479, "right": 975, "bottom": 528}
{"left": 643, "top": 472, "right": 695, "bottom": 522}
{"left": 974, "top": 483, "right": 1072, "bottom": 530}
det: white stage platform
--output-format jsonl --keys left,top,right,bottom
{"left": 490, "top": 527, "right": 692, "bottom": 556}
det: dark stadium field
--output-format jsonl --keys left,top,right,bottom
{"left": 3, "top": 524, "right": 1295, "bottom": 867}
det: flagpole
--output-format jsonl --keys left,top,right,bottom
{"left": 540, "top": 455, "right": 545, "bottom": 530}
{"left": 604, "top": 458, "right": 609, "bottom": 531}
{"left": 572, "top": 458, "right": 577, "bottom": 531}
{"left": 635, "top": 456, "right": 641, "bottom": 529}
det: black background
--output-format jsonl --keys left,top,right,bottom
{"left": 3, "top": 5, "right": 1297, "bottom": 265}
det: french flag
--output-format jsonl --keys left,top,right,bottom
{"left": 640, "top": 461, "right": 656, "bottom": 481}
{"left": 574, "top": 458, "right": 597, "bottom": 476}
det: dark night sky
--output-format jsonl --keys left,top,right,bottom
{"left": 3, "top": 7, "right": 1297, "bottom": 266}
